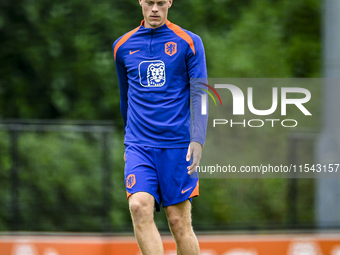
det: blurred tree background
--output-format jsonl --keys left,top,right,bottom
{"left": 0, "top": 0, "right": 321, "bottom": 232}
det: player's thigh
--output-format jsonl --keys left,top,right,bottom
{"left": 124, "top": 145, "right": 160, "bottom": 206}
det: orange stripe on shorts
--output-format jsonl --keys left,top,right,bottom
{"left": 189, "top": 180, "right": 199, "bottom": 198}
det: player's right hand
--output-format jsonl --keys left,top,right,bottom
{"left": 186, "top": 141, "right": 202, "bottom": 175}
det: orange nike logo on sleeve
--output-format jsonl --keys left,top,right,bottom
{"left": 181, "top": 186, "right": 193, "bottom": 194}
{"left": 129, "top": 49, "right": 140, "bottom": 55}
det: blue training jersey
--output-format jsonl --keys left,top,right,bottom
{"left": 113, "top": 20, "right": 208, "bottom": 148}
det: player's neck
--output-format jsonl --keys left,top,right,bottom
{"left": 142, "top": 19, "right": 167, "bottom": 29}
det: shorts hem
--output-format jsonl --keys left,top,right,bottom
{"left": 162, "top": 195, "right": 199, "bottom": 207}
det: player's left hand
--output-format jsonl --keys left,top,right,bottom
{"left": 186, "top": 141, "right": 203, "bottom": 175}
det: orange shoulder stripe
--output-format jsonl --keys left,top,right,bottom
{"left": 114, "top": 26, "right": 140, "bottom": 60}
{"left": 189, "top": 180, "right": 199, "bottom": 198}
{"left": 166, "top": 20, "right": 195, "bottom": 55}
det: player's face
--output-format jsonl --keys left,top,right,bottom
{"left": 139, "top": 0, "right": 173, "bottom": 29}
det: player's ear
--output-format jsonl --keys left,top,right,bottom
{"left": 168, "top": 0, "right": 173, "bottom": 8}
{"left": 139, "top": 0, "right": 143, "bottom": 7}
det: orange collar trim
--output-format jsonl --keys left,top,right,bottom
{"left": 140, "top": 20, "right": 171, "bottom": 27}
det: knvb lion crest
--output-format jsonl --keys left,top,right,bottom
{"left": 139, "top": 60, "right": 166, "bottom": 87}
{"left": 165, "top": 42, "right": 177, "bottom": 56}
{"left": 147, "top": 62, "right": 165, "bottom": 86}
{"left": 126, "top": 174, "right": 136, "bottom": 189}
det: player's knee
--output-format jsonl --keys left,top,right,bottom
{"left": 129, "top": 200, "right": 150, "bottom": 216}
{"left": 168, "top": 215, "right": 186, "bottom": 236}
{"left": 129, "top": 199, "right": 153, "bottom": 224}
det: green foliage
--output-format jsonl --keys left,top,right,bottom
{"left": 0, "top": 0, "right": 127, "bottom": 122}
{"left": 0, "top": 130, "right": 133, "bottom": 231}
{"left": 204, "top": 0, "right": 321, "bottom": 78}
{"left": 0, "top": 132, "right": 11, "bottom": 230}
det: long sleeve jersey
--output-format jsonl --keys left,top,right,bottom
{"left": 113, "top": 20, "right": 208, "bottom": 148}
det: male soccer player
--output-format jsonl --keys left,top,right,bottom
{"left": 113, "top": 0, "right": 208, "bottom": 254}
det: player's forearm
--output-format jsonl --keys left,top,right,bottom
{"left": 190, "top": 80, "right": 208, "bottom": 146}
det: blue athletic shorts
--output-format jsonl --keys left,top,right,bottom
{"left": 124, "top": 144, "right": 199, "bottom": 211}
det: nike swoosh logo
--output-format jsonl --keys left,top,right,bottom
{"left": 181, "top": 186, "right": 193, "bottom": 194}
{"left": 129, "top": 49, "right": 140, "bottom": 55}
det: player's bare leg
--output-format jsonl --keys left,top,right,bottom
{"left": 129, "top": 192, "right": 164, "bottom": 255}
{"left": 165, "top": 200, "right": 200, "bottom": 255}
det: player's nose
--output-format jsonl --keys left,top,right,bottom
{"left": 152, "top": 4, "right": 158, "bottom": 12}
